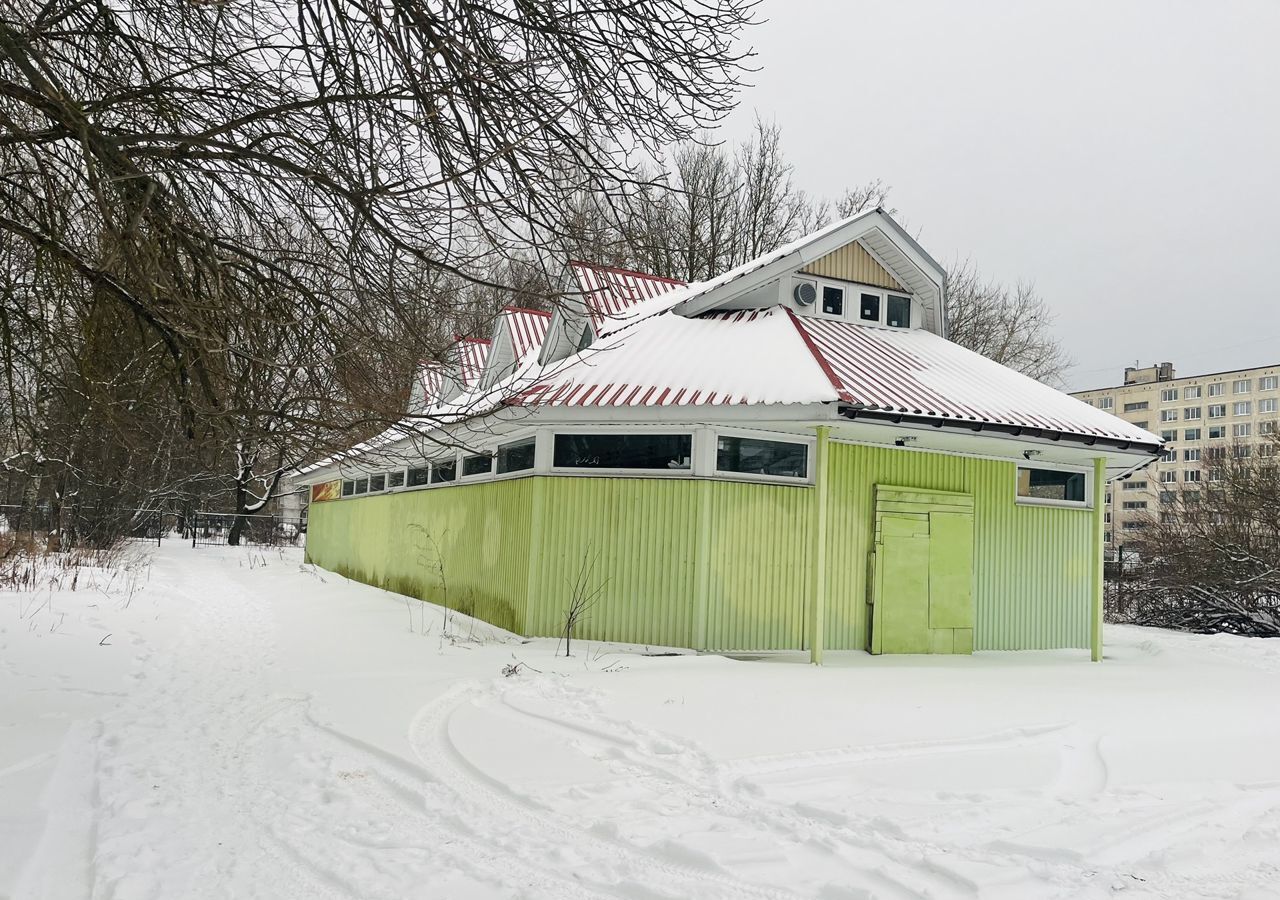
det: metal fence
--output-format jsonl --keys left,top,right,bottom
{"left": 0, "top": 504, "right": 166, "bottom": 548}
{"left": 189, "top": 511, "right": 306, "bottom": 547}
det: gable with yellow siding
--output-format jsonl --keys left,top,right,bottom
{"left": 801, "top": 241, "right": 904, "bottom": 290}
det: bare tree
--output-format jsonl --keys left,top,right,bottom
{"left": 945, "top": 260, "right": 1071, "bottom": 384}
{"left": 1110, "top": 434, "right": 1280, "bottom": 636}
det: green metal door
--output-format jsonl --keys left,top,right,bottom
{"left": 869, "top": 486, "right": 975, "bottom": 654}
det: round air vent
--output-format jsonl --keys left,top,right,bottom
{"left": 793, "top": 281, "right": 817, "bottom": 306}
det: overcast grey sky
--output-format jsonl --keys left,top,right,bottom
{"left": 717, "top": 0, "right": 1280, "bottom": 389}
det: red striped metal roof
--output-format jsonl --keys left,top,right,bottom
{"left": 416, "top": 362, "right": 446, "bottom": 404}
{"left": 455, "top": 338, "right": 491, "bottom": 388}
{"left": 569, "top": 262, "right": 685, "bottom": 334}
{"left": 500, "top": 306, "right": 551, "bottom": 360}
{"left": 792, "top": 315, "right": 1153, "bottom": 442}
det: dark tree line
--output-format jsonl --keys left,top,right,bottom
{"left": 0, "top": 0, "right": 759, "bottom": 543}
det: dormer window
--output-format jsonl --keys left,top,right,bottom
{"left": 860, "top": 293, "right": 880, "bottom": 322}
{"left": 887, "top": 295, "right": 911, "bottom": 328}
{"left": 821, "top": 285, "right": 844, "bottom": 316}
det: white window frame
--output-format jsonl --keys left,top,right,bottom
{"left": 1258, "top": 398, "right": 1278, "bottom": 414}
{"left": 1260, "top": 376, "right": 1278, "bottom": 391}
{"left": 1208, "top": 383, "right": 1224, "bottom": 396}
{"left": 1160, "top": 388, "right": 1179, "bottom": 402}
{"left": 1014, "top": 461, "right": 1093, "bottom": 510}
{"left": 1160, "top": 470, "right": 1177, "bottom": 483}
{"left": 548, "top": 427, "right": 698, "bottom": 478}
{"left": 1160, "top": 409, "right": 1178, "bottom": 422}
{"left": 711, "top": 427, "right": 815, "bottom": 486}
{"left": 1233, "top": 401, "right": 1252, "bottom": 416}
{"left": 1184, "top": 385, "right": 1202, "bottom": 399}
{"left": 1233, "top": 423, "right": 1252, "bottom": 438}
{"left": 1234, "top": 379, "right": 1252, "bottom": 394}
{"left": 1208, "top": 404, "right": 1226, "bottom": 419}
{"left": 1183, "top": 406, "right": 1201, "bottom": 420}
{"left": 1098, "top": 396, "right": 1114, "bottom": 410}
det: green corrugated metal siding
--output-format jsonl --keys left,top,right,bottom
{"left": 702, "top": 480, "right": 812, "bottom": 651}
{"left": 823, "top": 442, "right": 1092, "bottom": 651}
{"left": 527, "top": 477, "right": 699, "bottom": 648}
{"left": 305, "top": 479, "right": 533, "bottom": 632}
{"left": 305, "top": 442, "right": 1095, "bottom": 653}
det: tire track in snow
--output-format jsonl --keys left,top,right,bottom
{"left": 406, "top": 679, "right": 821, "bottom": 900}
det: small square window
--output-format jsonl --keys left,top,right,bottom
{"left": 431, "top": 460, "right": 456, "bottom": 483}
{"left": 341, "top": 480, "right": 355, "bottom": 497}
{"left": 859, "top": 293, "right": 880, "bottom": 322}
{"left": 353, "top": 477, "right": 369, "bottom": 495}
{"left": 388, "top": 470, "right": 406, "bottom": 489}
{"left": 408, "top": 466, "right": 430, "bottom": 487}
{"left": 369, "top": 473, "right": 386, "bottom": 492}
{"left": 496, "top": 439, "right": 536, "bottom": 474}
{"left": 886, "top": 295, "right": 911, "bottom": 328}
{"left": 821, "top": 285, "right": 844, "bottom": 316}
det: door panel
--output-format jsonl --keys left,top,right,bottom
{"left": 870, "top": 485, "right": 975, "bottom": 655}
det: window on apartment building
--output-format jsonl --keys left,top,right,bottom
{"left": 886, "top": 295, "right": 912, "bottom": 328}
{"left": 1184, "top": 491, "right": 1200, "bottom": 504}
{"left": 1160, "top": 409, "right": 1178, "bottom": 422}
{"left": 1184, "top": 428, "right": 1201, "bottom": 441}
{"left": 1122, "top": 500, "right": 1148, "bottom": 510}
{"left": 1161, "top": 511, "right": 1176, "bottom": 524}
{"left": 1183, "top": 407, "right": 1201, "bottom": 420}
{"left": 553, "top": 433, "right": 693, "bottom": 471}
{"left": 1160, "top": 388, "right": 1179, "bottom": 402}
{"left": 1104, "top": 531, "right": 1112, "bottom": 543}
{"left": 1261, "top": 376, "right": 1278, "bottom": 391}
{"left": 431, "top": 460, "right": 457, "bottom": 483}
{"left": 1235, "top": 444, "right": 1252, "bottom": 458}
{"left": 369, "top": 474, "right": 386, "bottom": 492}
{"left": 496, "top": 438, "right": 537, "bottom": 474}
{"left": 388, "top": 470, "right": 406, "bottom": 489}
{"left": 1106, "top": 492, "right": 1112, "bottom": 503}
{"left": 1183, "top": 448, "right": 1201, "bottom": 462}
{"left": 1160, "top": 430, "right": 1177, "bottom": 442}
{"left": 1133, "top": 420, "right": 1149, "bottom": 429}
{"left": 1122, "top": 479, "right": 1147, "bottom": 490}
{"left": 859, "top": 293, "right": 880, "bottom": 322}
{"left": 1105, "top": 512, "right": 1112, "bottom": 523}
{"left": 1016, "top": 466, "right": 1087, "bottom": 505}
{"left": 407, "top": 466, "right": 430, "bottom": 487}
{"left": 341, "top": 480, "right": 355, "bottom": 497}
{"left": 1159, "top": 447, "right": 1176, "bottom": 462}
{"left": 822, "top": 285, "right": 845, "bottom": 316}
{"left": 1099, "top": 396, "right": 1114, "bottom": 410}
{"left": 1159, "top": 491, "right": 1176, "bottom": 503}
{"left": 1208, "top": 383, "right": 1224, "bottom": 396}
{"left": 1234, "top": 401, "right": 1252, "bottom": 416}
{"left": 1207, "top": 446, "right": 1226, "bottom": 460}
{"left": 1123, "top": 401, "right": 1148, "bottom": 412}
{"left": 1234, "top": 423, "right": 1252, "bottom": 438}
{"left": 1262, "top": 420, "right": 1278, "bottom": 436}
{"left": 1207, "top": 468, "right": 1223, "bottom": 482}
{"left": 1261, "top": 440, "right": 1277, "bottom": 455}
{"left": 1259, "top": 398, "right": 1278, "bottom": 414}
{"left": 1123, "top": 521, "right": 1145, "bottom": 531}
{"left": 1185, "top": 469, "right": 1202, "bottom": 482}
{"left": 1184, "top": 385, "right": 1202, "bottom": 399}
{"left": 353, "top": 477, "right": 369, "bottom": 495}
{"left": 1234, "top": 379, "right": 1252, "bottom": 394}
{"left": 1208, "top": 404, "right": 1226, "bottom": 419}
{"left": 1208, "top": 425, "right": 1226, "bottom": 439}
{"left": 717, "top": 435, "right": 809, "bottom": 479}
{"left": 1160, "top": 470, "right": 1177, "bottom": 483}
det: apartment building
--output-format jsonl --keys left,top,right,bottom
{"left": 1072, "top": 362, "right": 1280, "bottom": 544}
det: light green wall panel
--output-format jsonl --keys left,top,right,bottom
{"left": 305, "top": 479, "right": 533, "bottom": 632}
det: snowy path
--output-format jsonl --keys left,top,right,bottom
{"left": 4, "top": 544, "right": 1280, "bottom": 899}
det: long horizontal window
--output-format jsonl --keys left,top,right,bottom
{"left": 553, "top": 433, "right": 692, "bottom": 471}
{"left": 716, "top": 435, "right": 808, "bottom": 478}
{"left": 497, "top": 438, "right": 536, "bottom": 474}
{"left": 1016, "top": 466, "right": 1086, "bottom": 505}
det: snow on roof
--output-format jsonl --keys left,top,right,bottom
{"left": 455, "top": 338, "right": 491, "bottom": 388}
{"left": 514, "top": 308, "right": 835, "bottom": 408}
{"left": 793, "top": 317, "right": 1160, "bottom": 444}
{"left": 568, "top": 262, "right": 686, "bottom": 336}
{"left": 416, "top": 362, "right": 447, "bottom": 404}
{"left": 499, "top": 307, "right": 551, "bottom": 360}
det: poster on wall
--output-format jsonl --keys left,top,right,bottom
{"left": 311, "top": 481, "right": 341, "bottom": 502}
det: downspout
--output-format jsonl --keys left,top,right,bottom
{"left": 810, "top": 426, "right": 831, "bottom": 665}
{"left": 1091, "top": 457, "right": 1106, "bottom": 661}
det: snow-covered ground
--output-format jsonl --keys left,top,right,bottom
{"left": 3, "top": 543, "right": 1280, "bottom": 900}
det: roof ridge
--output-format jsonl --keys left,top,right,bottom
{"left": 784, "top": 309, "right": 854, "bottom": 404}
{"left": 502, "top": 305, "right": 553, "bottom": 318}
